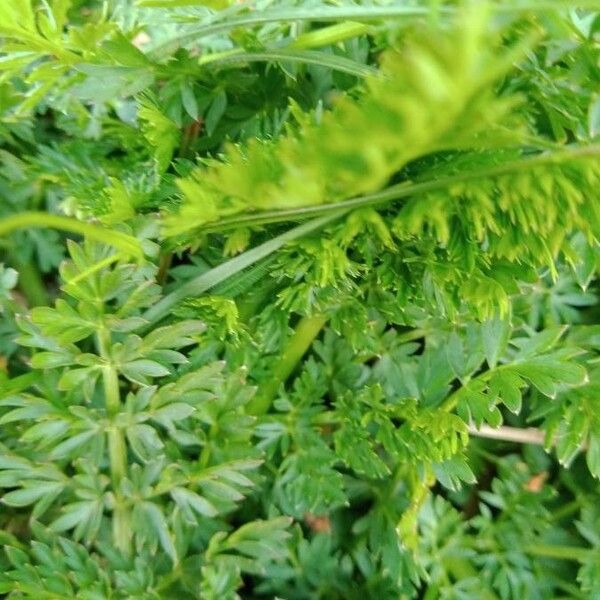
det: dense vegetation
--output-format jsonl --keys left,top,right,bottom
{"left": 0, "top": 0, "right": 600, "bottom": 598}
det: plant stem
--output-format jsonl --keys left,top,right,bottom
{"left": 149, "top": 1, "right": 598, "bottom": 52}
{"left": 199, "top": 144, "right": 600, "bottom": 232}
{"left": 467, "top": 424, "right": 546, "bottom": 446}
{"left": 554, "top": 580, "right": 588, "bottom": 599}
{"left": 0, "top": 212, "right": 142, "bottom": 259}
{"left": 290, "top": 21, "right": 371, "bottom": 49}
{"left": 444, "top": 559, "right": 500, "bottom": 600}
{"left": 524, "top": 544, "right": 590, "bottom": 562}
{"left": 248, "top": 314, "right": 328, "bottom": 415}
{"left": 199, "top": 49, "right": 376, "bottom": 77}
{"left": 149, "top": 6, "right": 441, "bottom": 54}
{"left": 97, "top": 327, "right": 130, "bottom": 554}
{"left": 468, "top": 424, "right": 589, "bottom": 450}
{"left": 98, "top": 330, "right": 122, "bottom": 420}
{"left": 551, "top": 500, "right": 583, "bottom": 522}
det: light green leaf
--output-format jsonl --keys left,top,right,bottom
{"left": 139, "top": 501, "right": 178, "bottom": 564}
{"left": 3, "top": 482, "right": 64, "bottom": 507}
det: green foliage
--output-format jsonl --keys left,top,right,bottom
{"left": 0, "top": 1, "right": 600, "bottom": 598}
{"left": 168, "top": 7, "right": 526, "bottom": 233}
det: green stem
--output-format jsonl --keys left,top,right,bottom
{"left": 199, "top": 422, "right": 219, "bottom": 468}
{"left": 63, "top": 254, "right": 122, "bottom": 287}
{"left": 248, "top": 314, "right": 328, "bottom": 415}
{"left": 551, "top": 499, "right": 583, "bottom": 522}
{"left": 97, "top": 327, "right": 130, "bottom": 554}
{"left": 553, "top": 580, "right": 588, "bottom": 600}
{"left": 148, "top": 6, "right": 441, "bottom": 54}
{"left": 235, "top": 273, "right": 280, "bottom": 323}
{"left": 106, "top": 425, "right": 127, "bottom": 483}
{"left": 156, "top": 566, "right": 183, "bottom": 592}
{"left": 99, "top": 335, "right": 122, "bottom": 419}
{"left": 148, "top": 1, "right": 598, "bottom": 52}
{"left": 290, "top": 21, "right": 371, "bottom": 49}
{"left": 199, "top": 49, "right": 376, "bottom": 78}
{"left": 444, "top": 559, "right": 500, "bottom": 600}
{"left": 0, "top": 212, "right": 142, "bottom": 259}
{"left": 9, "top": 254, "right": 49, "bottom": 307}
{"left": 198, "top": 144, "right": 600, "bottom": 232}
{"left": 248, "top": 315, "right": 327, "bottom": 415}
{"left": 524, "top": 544, "right": 590, "bottom": 562}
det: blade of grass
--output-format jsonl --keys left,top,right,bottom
{"left": 144, "top": 211, "right": 346, "bottom": 324}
